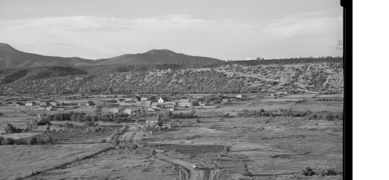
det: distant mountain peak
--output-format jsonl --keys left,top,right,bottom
{"left": 0, "top": 43, "right": 21, "bottom": 55}
{"left": 145, "top": 49, "right": 175, "bottom": 54}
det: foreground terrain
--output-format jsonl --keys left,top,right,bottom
{"left": 0, "top": 111, "right": 342, "bottom": 180}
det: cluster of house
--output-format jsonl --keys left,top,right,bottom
{"left": 2, "top": 99, "right": 93, "bottom": 111}
{"left": 108, "top": 97, "right": 194, "bottom": 115}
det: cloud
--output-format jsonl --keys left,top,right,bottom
{"left": 0, "top": 15, "right": 259, "bottom": 59}
{"left": 262, "top": 13, "right": 342, "bottom": 39}
{"left": 0, "top": 13, "right": 342, "bottom": 59}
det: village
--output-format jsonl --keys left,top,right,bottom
{"left": 0, "top": 93, "right": 252, "bottom": 116}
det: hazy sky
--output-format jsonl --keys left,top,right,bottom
{"left": 0, "top": 0, "right": 343, "bottom": 60}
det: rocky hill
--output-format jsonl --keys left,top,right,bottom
{"left": 0, "top": 57, "right": 343, "bottom": 95}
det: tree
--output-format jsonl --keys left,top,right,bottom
{"left": 53, "top": 87, "right": 59, "bottom": 95}
{"left": 94, "top": 105, "right": 103, "bottom": 120}
{"left": 189, "top": 102, "right": 196, "bottom": 116}
{"left": 107, "top": 87, "right": 113, "bottom": 94}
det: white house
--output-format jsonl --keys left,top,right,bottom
{"left": 158, "top": 97, "right": 166, "bottom": 104}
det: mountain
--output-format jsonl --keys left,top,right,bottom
{"left": 0, "top": 43, "right": 97, "bottom": 69}
{"left": 97, "top": 49, "right": 222, "bottom": 65}
{"left": 0, "top": 43, "right": 223, "bottom": 68}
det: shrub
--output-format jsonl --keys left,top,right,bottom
{"left": 242, "top": 163, "right": 252, "bottom": 176}
{"left": 43, "top": 136, "right": 54, "bottom": 144}
{"left": 84, "top": 121, "right": 94, "bottom": 127}
{"left": 64, "top": 123, "right": 74, "bottom": 128}
{"left": 0, "top": 137, "right": 3, "bottom": 145}
{"left": 130, "top": 143, "right": 138, "bottom": 150}
{"left": 15, "top": 139, "right": 26, "bottom": 145}
{"left": 112, "top": 137, "right": 119, "bottom": 146}
{"left": 99, "top": 139, "right": 107, "bottom": 143}
{"left": 301, "top": 166, "right": 316, "bottom": 176}
{"left": 320, "top": 168, "right": 337, "bottom": 176}
{"left": 26, "top": 136, "right": 38, "bottom": 145}
{"left": 2, "top": 137, "right": 15, "bottom": 145}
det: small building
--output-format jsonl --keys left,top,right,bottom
{"left": 50, "top": 101, "right": 58, "bottom": 106}
{"left": 235, "top": 95, "right": 246, "bottom": 100}
{"left": 110, "top": 108, "right": 123, "bottom": 114}
{"left": 179, "top": 99, "right": 191, "bottom": 107}
{"left": 25, "top": 101, "right": 37, "bottom": 106}
{"left": 222, "top": 99, "right": 230, "bottom": 103}
{"left": 222, "top": 111, "right": 238, "bottom": 117}
{"left": 158, "top": 97, "right": 167, "bottom": 104}
{"left": 191, "top": 101, "right": 200, "bottom": 106}
{"left": 151, "top": 102, "right": 159, "bottom": 108}
{"left": 78, "top": 102, "right": 87, "bottom": 106}
{"left": 180, "top": 99, "right": 191, "bottom": 103}
{"left": 40, "top": 101, "right": 50, "bottom": 106}
{"left": 147, "top": 108, "right": 156, "bottom": 112}
{"left": 141, "top": 100, "right": 152, "bottom": 107}
{"left": 15, "top": 102, "right": 25, "bottom": 106}
{"left": 134, "top": 96, "right": 141, "bottom": 102}
{"left": 141, "top": 97, "right": 147, "bottom": 101}
{"left": 164, "top": 102, "right": 177, "bottom": 108}
{"left": 46, "top": 106, "right": 55, "bottom": 111}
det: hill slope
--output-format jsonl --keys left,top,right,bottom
{"left": 0, "top": 57, "right": 343, "bottom": 95}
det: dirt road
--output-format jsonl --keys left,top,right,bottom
{"left": 156, "top": 154, "right": 215, "bottom": 180}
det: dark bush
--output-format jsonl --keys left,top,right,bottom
{"left": 2, "top": 137, "right": 15, "bottom": 145}
{"left": 43, "top": 136, "right": 54, "bottom": 144}
{"left": 320, "top": 168, "right": 337, "bottom": 176}
{"left": 301, "top": 166, "right": 316, "bottom": 176}
{"left": 26, "top": 136, "right": 38, "bottom": 145}
{"left": 130, "top": 143, "right": 138, "bottom": 150}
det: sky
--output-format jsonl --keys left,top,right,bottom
{"left": 0, "top": 0, "right": 343, "bottom": 60}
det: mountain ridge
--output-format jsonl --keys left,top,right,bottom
{"left": 0, "top": 43, "right": 223, "bottom": 69}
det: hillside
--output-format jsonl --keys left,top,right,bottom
{"left": 0, "top": 57, "right": 343, "bottom": 95}
{"left": 0, "top": 43, "right": 222, "bottom": 68}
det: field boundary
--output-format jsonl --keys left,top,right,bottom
{"left": 15, "top": 145, "right": 113, "bottom": 180}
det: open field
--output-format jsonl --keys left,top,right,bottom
{"left": 0, "top": 93, "right": 343, "bottom": 180}
{"left": 0, "top": 144, "right": 111, "bottom": 180}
